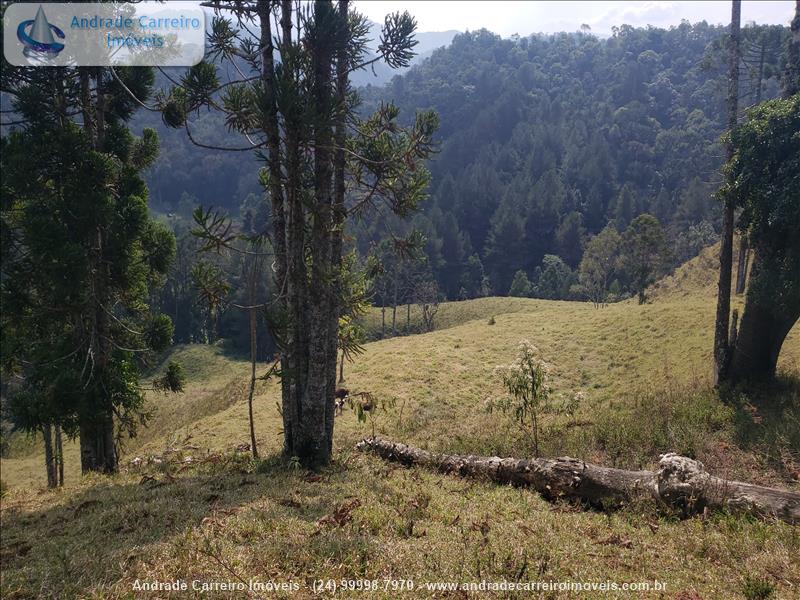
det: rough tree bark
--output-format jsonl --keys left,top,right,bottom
{"left": 734, "top": 238, "right": 749, "bottom": 295}
{"left": 202, "top": 0, "right": 431, "bottom": 466}
{"left": 301, "top": 0, "right": 337, "bottom": 466}
{"left": 79, "top": 68, "right": 117, "bottom": 474}
{"left": 734, "top": 34, "right": 768, "bottom": 296}
{"left": 255, "top": 0, "right": 292, "bottom": 461}
{"left": 55, "top": 424, "right": 64, "bottom": 486}
{"left": 727, "top": 0, "right": 800, "bottom": 381}
{"left": 357, "top": 438, "right": 800, "bottom": 524}
{"left": 729, "top": 249, "right": 800, "bottom": 382}
{"left": 260, "top": 0, "right": 346, "bottom": 466}
{"left": 326, "top": 0, "right": 350, "bottom": 457}
{"left": 42, "top": 424, "right": 56, "bottom": 488}
{"left": 79, "top": 413, "right": 116, "bottom": 473}
{"left": 247, "top": 261, "right": 259, "bottom": 459}
{"left": 714, "top": 0, "right": 741, "bottom": 385}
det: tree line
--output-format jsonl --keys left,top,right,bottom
{"left": 138, "top": 19, "right": 791, "bottom": 309}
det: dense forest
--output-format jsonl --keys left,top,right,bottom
{"left": 134, "top": 20, "right": 789, "bottom": 353}
{"left": 356, "top": 22, "right": 787, "bottom": 296}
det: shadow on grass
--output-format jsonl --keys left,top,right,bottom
{"left": 0, "top": 454, "right": 380, "bottom": 598}
{"left": 727, "top": 373, "right": 800, "bottom": 473}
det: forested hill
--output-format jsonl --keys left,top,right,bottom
{"left": 137, "top": 20, "right": 789, "bottom": 335}
{"left": 354, "top": 23, "right": 788, "bottom": 297}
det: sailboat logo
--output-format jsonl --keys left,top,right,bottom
{"left": 17, "top": 5, "right": 65, "bottom": 58}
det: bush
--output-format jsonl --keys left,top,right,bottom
{"left": 741, "top": 574, "right": 775, "bottom": 600}
{"left": 591, "top": 386, "right": 732, "bottom": 468}
{"left": 488, "top": 340, "right": 553, "bottom": 456}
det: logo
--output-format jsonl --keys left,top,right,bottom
{"left": 17, "top": 5, "right": 65, "bottom": 58}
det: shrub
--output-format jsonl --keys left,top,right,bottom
{"left": 741, "top": 574, "right": 775, "bottom": 600}
{"left": 488, "top": 340, "right": 553, "bottom": 456}
{"left": 560, "top": 391, "right": 586, "bottom": 425}
{"left": 592, "top": 386, "right": 732, "bottom": 468}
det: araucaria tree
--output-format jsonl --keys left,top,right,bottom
{"left": 169, "top": 1, "right": 437, "bottom": 466}
{"left": 1, "top": 64, "right": 177, "bottom": 476}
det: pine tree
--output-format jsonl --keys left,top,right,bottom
{"left": 1, "top": 65, "right": 177, "bottom": 476}
{"left": 485, "top": 198, "right": 528, "bottom": 293}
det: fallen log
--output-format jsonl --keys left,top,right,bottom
{"left": 356, "top": 438, "right": 800, "bottom": 524}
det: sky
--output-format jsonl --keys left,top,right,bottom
{"left": 354, "top": 1, "right": 795, "bottom": 37}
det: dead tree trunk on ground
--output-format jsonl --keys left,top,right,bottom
{"left": 357, "top": 438, "right": 800, "bottom": 524}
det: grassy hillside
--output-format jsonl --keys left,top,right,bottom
{"left": 2, "top": 248, "right": 799, "bottom": 598}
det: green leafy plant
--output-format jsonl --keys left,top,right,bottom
{"left": 488, "top": 340, "right": 554, "bottom": 456}
{"left": 560, "top": 391, "right": 587, "bottom": 425}
{"left": 741, "top": 574, "right": 775, "bottom": 600}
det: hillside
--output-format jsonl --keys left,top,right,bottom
{"left": 2, "top": 249, "right": 799, "bottom": 598}
{"left": 133, "top": 23, "right": 791, "bottom": 318}
{"left": 354, "top": 23, "right": 789, "bottom": 297}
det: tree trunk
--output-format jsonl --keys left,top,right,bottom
{"left": 78, "top": 68, "right": 117, "bottom": 473}
{"left": 734, "top": 237, "right": 749, "bottom": 295}
{"left": 55, "top": 424, "right": 64, "bottom": 486}
{"left": 727, "top": 4, "right": 799, "bottom": 380}
{"left": 244, "top": 250, "right": 261, "bottom": 460}
{"left": 729, "top": 249, "right": 800, "bottom": 382}
{"left": 265, "top": 0, "right": 313, "bottom": 465}
{"left": 714, "top": 0, "right": 741, "bottom": 385}
{"left": 42, "top": 424, "right": 56, "bottom": 488}
{"left": 255, "top": 0, "right": 293, "bottom": 460}
{"left": 406, "top": 303, "right": 411, "bottom": 332}
{"left": 392, "top": 277, "right": 398, "bottom": 336}
{"left": 247, "top": 305, "right": 259, "bottom": 459}
{"left": 381, "top": 306, "right": 386, "bottom": 338}
{"left": 357, "top": 438, "right": 800, "bottom": 524}
{"left": 325, "top": 0, "right": 350, "bottom": 457}
{"left": 270, "top": 0, "right": 350, "bottom": 467}
{"left": 79, "top": 412, "right": 116, "bottom": 473}
{"left": 783, "top": 0, "right": 800, "bottom": 97}
{"left": 734, "top": 31, "right": 766, "bottom": 297}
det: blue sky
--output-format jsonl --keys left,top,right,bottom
{"left": 354, "top": 1, "right": 795, "bottom": 37}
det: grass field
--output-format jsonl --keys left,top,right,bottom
{"left": 1, "top": 245, "right": 799, "bottom": 599}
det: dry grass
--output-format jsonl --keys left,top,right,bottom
{"left": 1, "top": 246, "right": 799, "bottom": 599}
